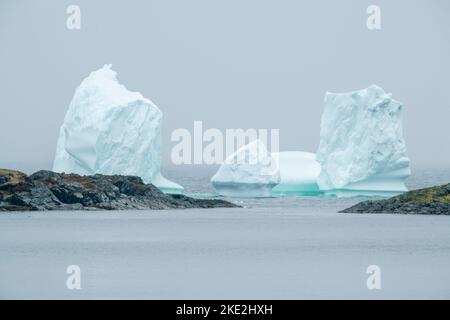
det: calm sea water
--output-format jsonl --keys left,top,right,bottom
{"left": 164, "top": 165, "right": 450, "bottom": 193}
{"left": 163, "top": 165, "right": 450, "bottom": 212}
{"left": 4, "top": 162, "right": 450, "bottom": 212}
{"left": 1, "top": 164, "right": 449, "bottom": 299}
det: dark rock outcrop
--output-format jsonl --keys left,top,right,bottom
{"left": 0, "top": 169, "right": 238, "bottom": 211}
{"left": 340, "top": 183, "right": 450, "bottom": 215}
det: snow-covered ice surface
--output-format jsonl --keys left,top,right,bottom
{"left": 317, "top": 85, "right": 411, "bottom": 192}
{"left": 1, "top": 207, "right": 449, "bottom": 299}
{"left": 211, "top": 140, "right": 280, "bottom": 197}
{"left": 53, "top": 65, "right": 182, "bottom": 192}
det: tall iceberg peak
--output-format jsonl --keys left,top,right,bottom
{"left": 316, "top": 85, "right": 410, "bottom": 192}
{"left": 53, "top": 64, "right": 183, "bottom": 192}
{"left": 211, "top": 140, "right": 280, "bottom": 197}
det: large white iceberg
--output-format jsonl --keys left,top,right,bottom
{"left": 53, "top": 64, "right": 183, "bottom": 192}
{"left": 316, "top": 85, "right": 410, "bottom": 192}
{"left": 211, "top": 140, "right": 280, "bottom": 197}
{"left": 271, "top": 151, "right": 321, "bottom": 195}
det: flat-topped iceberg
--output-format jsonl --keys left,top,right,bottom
{"left": 271, "top": 151, "right": 321, "bottom": 195}
{"left": 211, "top": 140, "right": 280, "bottom": 197}
{"left": 316, "top": 85, "right": 411, "bottom": 192}
{"left": 53, "top": 65, "right": 183, "bottom": 192}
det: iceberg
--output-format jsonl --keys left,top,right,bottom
{"left": 211, "top": 140, "right": 280, "bottom": 197}
{"left": 271, "top": 151, "right": 321, "bottom": 195}
{"left": 53, "top": 64, "right": 183, "bottom": 192}
{"left": 316, "top": 85, "right": 411, "bottom": 193}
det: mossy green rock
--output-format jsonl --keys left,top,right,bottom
{"left": 340, "top": 183, "right": 450, "bottom": 215}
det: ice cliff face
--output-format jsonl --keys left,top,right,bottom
{"left": 53, "top": 65, "right": 182, "bottom": 191}
{"left": 316, "top": 85, "right": 410, "bottom": 191}
{"left": 211, "top": 140, "right": 280, "bottom": 197}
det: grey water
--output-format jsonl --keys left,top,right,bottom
{"left": 164, "top": 164, "right": 450, "bottom": 212}
{"left": 0, "top": 165, "right": 449, "bottom": 299}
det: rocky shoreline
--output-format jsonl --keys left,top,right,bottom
{"left": 340, "top": 183, "right": 450, "bottom": 215}
{"left": 0, "top": 169, "right": 238, "bottom": 211}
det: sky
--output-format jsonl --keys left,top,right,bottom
{"left": 0, "top": 0, "right": 449, "bottom": 171}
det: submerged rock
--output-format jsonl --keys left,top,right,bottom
{"left": 0, "top": 169, "right": 238, "bottom": 211}
{"left": 340, "top": 183, "right": 450, "bottom": 215}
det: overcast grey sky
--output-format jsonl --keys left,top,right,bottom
{"left": 0, "top": 0, "right": 449, "bottom": 170}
